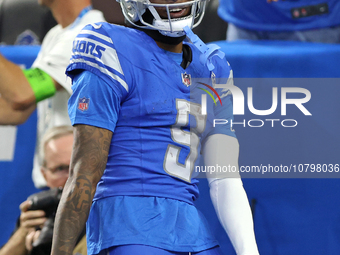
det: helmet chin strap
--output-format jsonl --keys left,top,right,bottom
{"left": 148, "top": 6, "right": 192, "bottom": 37}
{"left": 136, "top": 9, "right": 186, "bottom": 45}
{"left": 153, "top": 18, "right": 193, "bottom": 37}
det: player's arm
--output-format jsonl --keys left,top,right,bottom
{"left": 51, "top": 124, "right": 112, "bottom": 255}
{"left": 0, "top": 54, "right": 61, "bottom": 112}
{"left": 203, "top": 134, "right": 260, "bottom": 255}
{"left": 0, "top": 97, "right": 36, "bottom": 125}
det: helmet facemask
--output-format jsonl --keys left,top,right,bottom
{"left": 119, "top": 0, "right": 207, "bottom": 37}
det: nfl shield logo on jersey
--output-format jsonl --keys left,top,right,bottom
{"left": 78, "top": 97, "right": 90, "bottom": 111}
{"left": 181, "top": 73, "right": 191, "bottom": 87}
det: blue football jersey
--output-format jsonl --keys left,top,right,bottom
{"left": 67, "top": 23, "right": 235, "bottom": 205}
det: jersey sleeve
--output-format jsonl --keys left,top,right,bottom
{"left": 200, "top": 60, "right": 236, "bottom": 143}
{"left": 68, "top": 70, "right": 122, "bottom": 132}
{"left": 66, "top": 23, "right": 129, "bottom": 98}
{"left": 213, "top": 63, "right": 236, "bottom": 137}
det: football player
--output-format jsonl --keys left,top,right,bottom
{"left": 51, "top": 0, "right": 260, "bottom": 254}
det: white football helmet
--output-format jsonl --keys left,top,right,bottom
{"left": 118, "top": 0, "right": 207, "bottom": 37}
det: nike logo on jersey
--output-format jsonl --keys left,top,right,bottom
{"left": 91, "top": 23, "right": 102, "bottom": 29}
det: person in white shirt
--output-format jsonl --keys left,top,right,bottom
{"left": 0, "top": 0, "right": 105, "bottom": 188}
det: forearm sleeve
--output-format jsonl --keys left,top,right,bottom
{"left": 209, "top": 178, "right": 259, "bottom": 255}
{"left": 203, "top": 134, "right": 259, "bottom": 255}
